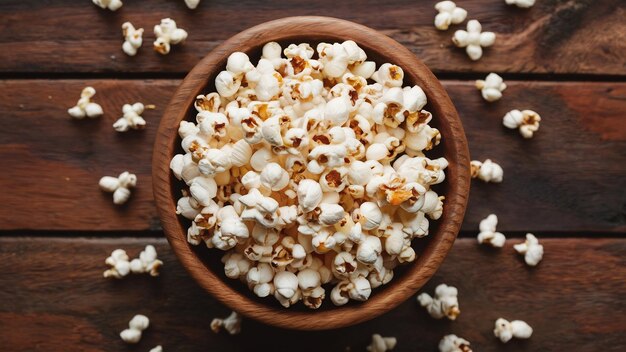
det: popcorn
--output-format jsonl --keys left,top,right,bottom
{"left": 129, "top": 245, "right": 163, "bottom": 276}
{"left": 475, "top": 73, "right": 506, "bottom": 102}
{"left": 503, "top": 109, "right": 541, "bottom": 138}
{"left": 470, "top": 159, "right": 503, "bottom": 183}
{"left": 434, "top": 1, "right": 468, "bottom": 30}
{"left": 113, "top": 103, "right": 147, "bottom": 132}
{"left": 417, "top": 283, "right": 460, "bottom": 320}
{"left": 68, "top": 87, "right": 103, "bottom": 119}
{"left": 477, "top": 214, "right": 506, "bottom": 247}
{"left": 452, "top": 20, "right": 496, "bottom": 61}
{"left": 120, "top": 314, "right": 149, "bottom": 344}
{"left": 150, "top": 346, "right": 163, "bottom": 352}
{"left": 439, "top": 334, "right": 472, "bottom": 352}
{"left": 121, "top": 22, "right": 143, "bottom": 56}
{"left": 260, "top": 163, "right": 289, "bottom": 191}
{"left": 367, "top": 334, "right": 397, "bottom": 352}
{"left": 93, "top": 0, "right": 122, "bottom": 11}
{"left": 514, "top": 233, "right": 544, "bottom": 266}
{"left": 297, "top": 179, "right": 323, "bottom": 213}
{"left": 99, "top": 171, "right": 137, "bottom": 205}
{"left": 184, "top": 0, "right": 201, "bottom": 9}
{"left": 103, "top": 249, "right": 130, "bottom": 279}
{"left": 494, "top": 318, "right": 533, "bottom": 343}
{"left": 211, "top": 311, "right": 242, "bottom": 335}
{"left": 154, "top": 18, "right": 188, "bottom": 55}
{"left": 372, "top": 63, "right": 404, "bottom": 88}
{"left": 170, "top": 40, "right": 448, "bottom": 308}
{"left": 505, "top": 0, "right": 535, "bottom": 8}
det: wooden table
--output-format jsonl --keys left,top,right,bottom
{"left": 1, "top": 1, "right": 624, "bottom": 351}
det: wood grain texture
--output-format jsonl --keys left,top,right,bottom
{"left": 1, "top": 79, "right": 624, "bottom": 233}
{"left": 0, "top": 0, "right": 624, "bottom": 75}
{"left": 152, "top": 16, "right": 469, "bottom": 330}
{"left": 0, "top": 237, "right": 624, "bottom": 351}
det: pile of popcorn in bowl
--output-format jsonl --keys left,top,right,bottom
{"left": 169, "top": 40, "right": 448, "bottom": 309}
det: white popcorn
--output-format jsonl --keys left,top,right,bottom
{"left": 477, "top": 214, "right": 506, "bottom": 247}
{"left": 184, "top": 0, "right": 201, "bottom": 9}
{"left": 367, "top": 334, "right": 397, "bottom": 352}
{"left": 170, "top": 40, "right": 448, "bottom": 309}
{"left": 452, "top": 20, "right": 496, "bottom": 61}
{"left": 439, "top": 334, "right": 472, "bottom": 352}
{"left": 129, "top": 245, "right": 163, "bottom": 277}
{"left": 120, "top": 314, "right": 149, "bottom": 344}
{"left": 93, "top": 0, "right": 122, "bottom": 11}
{"left": 103, "top": 249, "right": 130, "bottom": 279}
{"left": 475, "top": 73, "right": 506, "bottom": 102}
{"left": 503, "top": 109, "right": 541, "bottom": 138}
{"left": 318, "top": 203, "right": 345, "bottom": 226}
{"left": 68, "top": 87, "right": 103, "bottom": 119}
{"left": 250, "top": 147, "right": 276, "bottom": 171}
{"left": 99, "top": 171, "right": 137, "bottom": 205}
{"left": 154, "top": 18, "right": 188, "bottom": 55}
{"left": 149, "top": 346, "right": 163, "bottom": 352}
{"left": 470, "top": 159, "right": 503, "bottom": 183}
{"left": 121, "top": 22, "right": 143, "bottom": 56}
{"left": 514, "top": 233, "right": 544, "bottom": 266}
{"left": 434, "top": 1, "right": 468, "bottom": 30}
{"left": 297, "top": 179, "right": 323, "bottom": 213}
{"left": 356, "top": 235, "right": 382, "bottom": 264}
{"left": 505, "top": 0, "right": 535, "bottom": 8}
{"left": 260, "top": 163, "right": 289, "bottom": 191}
{"left": 494, "top": 318, "right": 533, "bottom": 343}
{"left": 211, "top": 311, "right": 242, "bottom": 335}
{"left": 358, "top": 202, "right": 383, "bottom": 230}
{"left": 113, "top": 103, "right": 147, "bottom": 132}
{"left": 239, "top": 188, "right": 279, "bottom": 228}
{"left": 417, "top": 283, "right": 460, "bottom": 320}
{"left": 372, "top": 63, "right": 404, "bottom": 88}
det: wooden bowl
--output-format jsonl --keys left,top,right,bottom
{"left": 153, "top": 16, "right": 470, "bottom": 331}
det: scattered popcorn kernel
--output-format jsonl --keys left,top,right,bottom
{"left": 470, "top": 159, "right": 503, "bottom": 183}
{"left": 92, "top": 0, "right": 122, "bottom": 11}
{"left": 417, "top": 283, "right": 460, "bottom": 320}
{"left": 122, "top": 22, "right": 143, "bottom": 56}
{"left": 103, "top": 249, "right": 130, "bottom": 279}
{"left": 99, "top": 171, "right": 137, "bottom": 205}
{"left": 475, "top": 73, "right": 506, "bottom": 102}
{"left": 149, "top": 346, "right": 163, "bottom": 352}
{"left": 477, "top": 214, "right": 506, "bottom": 247}
{"left": 503, "top": 109, "right": 541, "bottom": 138}
{"left": 452, "top": 20, "right": 496, "bottom": 61}
{"left": 170, "top": 40, "right": 448, "bottom": 308}
{"left": 184, "top": 0, "right": 200, "bottom": 9}
{"left": 439, "top": 334, "right": 472, "bottom": 352}
{"left": 211, "top": 311, "right": 242, "bottom": 335}
{"left": 367, "top": 334, "right": 397, "bottom": 352}
{"left": 494, "top": 318, "right": 533, "bottom": 343}
{"left": 154, "top": 18, "right": 188, "bottom": 55}
{"left": 120, "top": 314, "right": 149, "bottom": 344}
{"left": 505, "top": 0, "right": 535, "bottom": 8}
{"left": 434, "top": 1, "right": 468, "bottom": 30}
{"left": 129, "top": 245, "right": 163, "bottom": 276}
{"left": 514, "top": 233, "right": 544, "bottom": 266}
{"left": 68, "top": 87, "right": 103, "bottom": 119}
{"left": 114, "top": 103, "right": 147, "bottom": 132}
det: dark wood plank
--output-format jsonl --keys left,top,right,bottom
{"left": 0, "top": 237, "right": 623, "bottom": 351}
{"left": 0, "top": 0, "right": 625, "bottom": 75}
{"left": 0, "top": 79, "right": 624, "bottom": 233}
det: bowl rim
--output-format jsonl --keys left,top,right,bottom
{"left": 152, "top": 15, "right": 470, "bottom": 331}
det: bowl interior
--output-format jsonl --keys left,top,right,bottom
{"left": 153, "top": 16, "right": 470, "bottom": 330}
